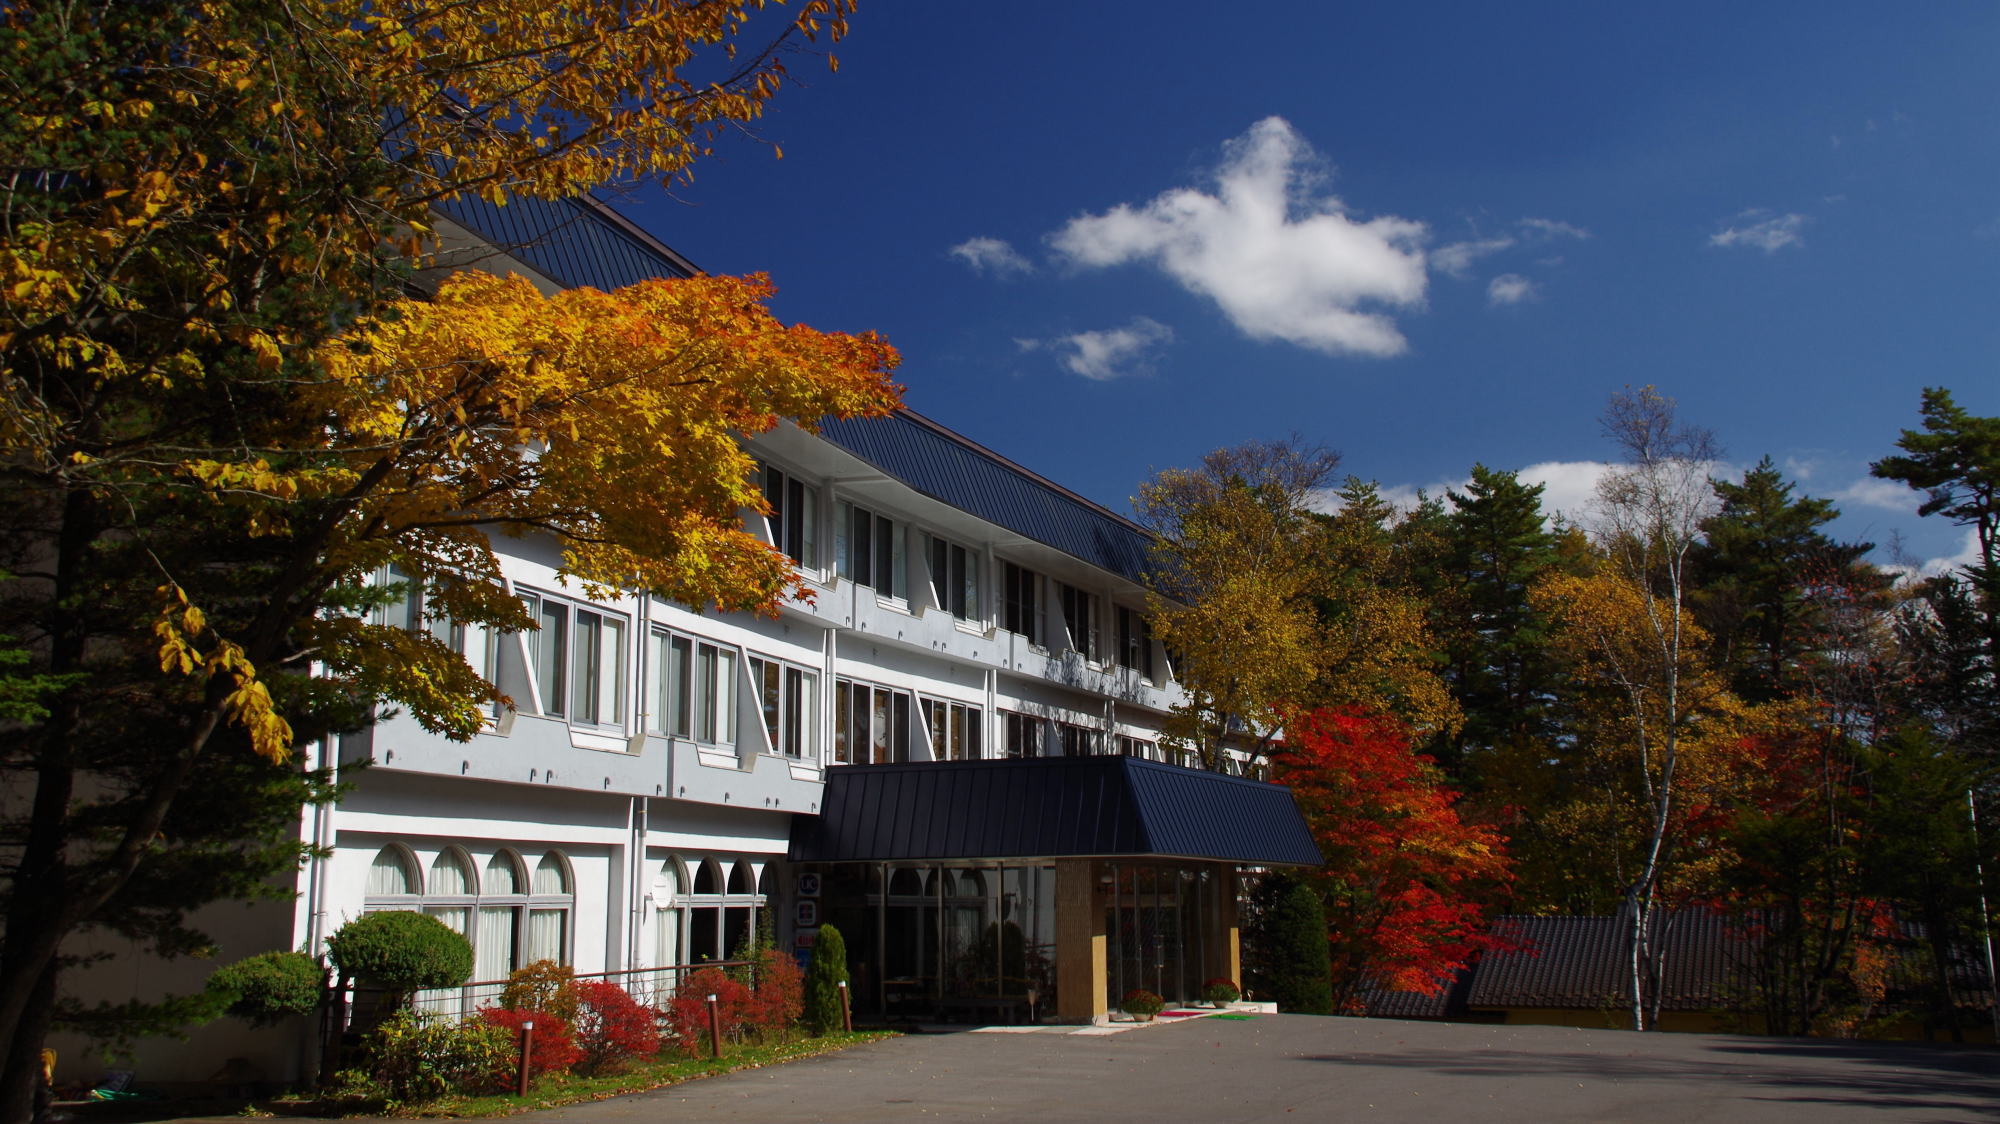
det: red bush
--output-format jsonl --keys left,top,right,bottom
{"left": 664, "top": 967, "right": 751, "bottom": 1056}
{"left": 744, "top": 948, "right": 804, "bottom": 1036}
{"left": 477, "top": 1006, "right": 583, "bottom": 1082}
{"left": 571, "top": 979, "right": 661, "bottom": 1074}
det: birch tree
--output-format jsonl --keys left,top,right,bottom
{"left": 1590, "top": 386, "right": 1720, "bottom": 1030}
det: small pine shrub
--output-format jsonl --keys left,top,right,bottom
{"left": 500, "top": 959, "right": 580, "bottom": 1023}
{"left": 477, "top": 1006, "right": 583, "bottom": 1082}
{"left": 802, "top": 923, "right": 849, "bottom": 1035}
{"left": 571, "top": 980, "right": 660, "bottom": 1074}
{"left": 1259, "top": 877, "right": 1334, "bottom": 1015}
{"left": 665, "top": 966, "right": 752, "bottom": 1056}
{"left": 349, "top": 1009, "right": 512, "bottom": 1104}
{"left": 327, "top": 911, "right": 474, "bottom": 998}
{"left": 208, "top": 950, "right": 323, "bottom": 1025}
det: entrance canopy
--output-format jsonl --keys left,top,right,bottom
{"left": 787, "top": 756, "right": 1322, "bottom": 867}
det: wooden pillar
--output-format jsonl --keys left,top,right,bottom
{"left": 1216, "top": 866, "right": 1242, "bottom": 986}
{"left": 1054, "top": 859, "right": 1107, "bottom": 1021}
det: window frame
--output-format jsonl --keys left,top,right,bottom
{"left": 518, "top": 588, "right": 630, "bottom": 733}
{"left": 645, "top": 628, "right": 737, "bottom": 747}
{"left": 746, "top": 653, "right": 820, "bottom": 759}
{"left": 835, "top": 676, "right": 913, "bottom": 764}
{"left": 761, "top": 462, "right": 819, "bottom": 569}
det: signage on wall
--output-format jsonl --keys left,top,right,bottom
{"left": 795, "top": 900, "right": 819, "bottom": 927}
{"left": 797, "top": 872, "right": 821, "bottom": 898}
{"left": 794, "top": 929, "right": 818, "bottom": 950}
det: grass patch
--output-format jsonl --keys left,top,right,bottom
{"left": 239, "top": 1031, "right": 896, "bottom": 1119}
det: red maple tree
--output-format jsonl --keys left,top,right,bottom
{"left": 1271, "top": 706, "right": 1514, "bottom": 1012}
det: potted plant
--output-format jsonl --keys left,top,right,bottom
{"left": 1201, "top": 977, "right": 1241, "bottom": 1007}
{"left": 1120, "top": 988, "right": 1164, "bottom": 1022}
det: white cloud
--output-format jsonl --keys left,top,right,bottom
{"left": 1020, "top": 317, "right": 1175, "bottom": 381}
{"left": 1487, "top": 274, "right": 1538, "bottom": 305}
{"left": 1710, "top": 211, "right": 1809, "bottom": 253}
{"left": 1518, "top": 217, "right": 1590, "bottom": 241}
{"left": 1833, "top": 476, "right": 1917, "bottom": 513}
{"left": 1049, "top": 117, "right": 1428, "bottom": 358}
{"left": 1514, "top": 460, "right": 1617, "bottom": 523}
{"left": 948, "top": 236, "right": 1034, "bottom": 277}
{"left": 1432, "top": 237, "right": 1514, "bottom": 279}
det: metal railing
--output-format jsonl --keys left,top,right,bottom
{"left": 360, "top": 960, "right": 756, "bottom": 1025}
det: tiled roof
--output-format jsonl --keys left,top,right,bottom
{"left": 788, "top": 756, "right": 1323, "bottom": 867}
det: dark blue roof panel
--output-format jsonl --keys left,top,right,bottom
{"left": 433, "top": 193, "right": 698, "bottom": 290}
{"left": 789, "top": 756, "right": 1322, "bottom": 867}
{"left": 441, "top": 196, "right": 1156, "bottom": 584}
{"left": 816, "top": 411, "right": 1157, "bottom": 585}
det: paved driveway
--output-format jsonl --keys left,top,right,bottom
{"left": 531, "top": 1014, "right": 2000, "bottom": 1123}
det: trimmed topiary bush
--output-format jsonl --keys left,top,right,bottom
{"left": 1120, "top": 988, "right": 1164, "bottom": 1018}
{"left": 327, "top": 911, "right": 474, "bottom": 1001}
{"left": 209, "top": 950, "right": 325, "bottom": 1025}
{"left": 803, "top": 923, "right": 849, "bottom": 1035}
{"left": 570, "top": 980, "right": 660, "bottom": 1074}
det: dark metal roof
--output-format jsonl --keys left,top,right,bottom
{"left": 788, "top": 756, "right": 1322, "bottom": 867}
{"left": 438, "top": 195, "right": 1158, "bottom": 585}
{"left": 433, "top": 193, "right": 699, "bottom": 290}
{"left": 1466, "top": 913, "right": 1753, "bottom": 1012}
{"left": 816, "top": 410, "right": 1158, "bottom": 585}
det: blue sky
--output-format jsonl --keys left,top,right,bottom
{"left": 621, "top": 2, "right": 2000, "bottom": 572}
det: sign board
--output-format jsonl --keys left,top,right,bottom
{"left": 795, "top": 900, "right": 819, "bottom": 927}
{"left": 797, "top": 872, "right": 822, "bottom": 898}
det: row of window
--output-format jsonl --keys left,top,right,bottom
{"left": 372, "top": 568, "right": 1164, "bottom": 761}
{"left": 365, "top": 846, "right": 574, "bottom": 985}
{"left": 763, "top": 466, "right": 1159, "bottom": 677}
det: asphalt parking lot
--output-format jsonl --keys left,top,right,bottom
{"left": 527, "top": 1013, "right": 2000, "bottom": 1123}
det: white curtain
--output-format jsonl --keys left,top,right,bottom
{"left": 429, "top": 851, "right": 471, "bottom": 895}
{"left": 527, "top": 908, "right": 567, "bottom": 964}
{"left": 477, "top": 906, "right": 518, "bottom": 981}
{"left": 656, "top": 908, "right": 681, "bottom": 970}
{"left": 367, "top": 848, "right": 412, "bottom": 896}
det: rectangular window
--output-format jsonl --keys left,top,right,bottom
{"left": 647, "top": 632, "right": 734, "bottom": 745}
{"left": 925, "top": 534, "right": 981, "bottom": 621}
{"left": 1001, "top": 712, "right": 1040, "bottom": 759}
{"left": 1116, "top": 605, "right": 1155, "bottom": 679}
{"left": 922, "top": 698, "right": 984, "bottom": 761}
{"left": 762, "top": 464, "right": 818, "bottom": 567}
{"left": 1058, "top": 583, "right": 1099, "bottom": 661}
{"left": 1058, "top": 722, "right": 1102, "bottom": 757}
{"left": 1002, "top": 562, "right": 1041, "bottom": 644}
{"left": 837, "top": 501, "right": 905, "bottom": 598}
{"left": 836, "top": 678, "right": 912, "bottom": 764}
{"left": 519, "top": 591, "right": 628, "bottom": 730}
{"left": 1118, "top": 735, "right": 1155, "bottom": 761}
{"left": 748, "top": 655, "right": 818, "bottom": 758}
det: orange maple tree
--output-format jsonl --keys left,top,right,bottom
{"left": 1271, "top": 706, "right": 1514, "bottom": 1012}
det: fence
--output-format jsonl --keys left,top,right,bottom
{"left": 355, "top": 960, "right": 755, "bottom": 1026}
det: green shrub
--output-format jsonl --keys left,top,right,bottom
{"left": 1252, "top": 876, "right": 1333, "bottom": 1015}
{"left": 208, "top": 950, "right": 324, "bottom": 1025}
{"left": 345, "top": 1008, "right": 512, "bottom": 1104}
{"left": 326, "top": 911, "right": 474, "bottom": 997}
{"left": 500, "top": 959, "right": 580, "bottom": 1022}
{"left": 803, "top": 923, "right": 849, "bottom": 1035}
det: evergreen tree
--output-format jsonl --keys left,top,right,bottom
{"left": 1692, "top": 458, "right": 1886, "bottom": 704}
{"left": 1244, "top": 874, "right": 1334, "bottom": 1015}
{"left": 1433, "top": 465, "right": 1563, "bottom": 783}
{"left": 803, "top": 924, "right": 850, "bottom": 1036}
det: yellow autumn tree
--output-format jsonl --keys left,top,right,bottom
{"left": 1137, "top": 438, "right": 1341, "bottom": 769}
{"left": 0, "top": 1, "right": 869, "bottom": 1107}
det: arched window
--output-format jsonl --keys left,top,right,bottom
{"left": 659, "top": 854, "right": 767, "bottom": 967}
{"left": 423, "top": 848, "right": 478, "bottom": 944}
{"left": 521, "top": 852, "right": 573, "bottom": 965}
{"left": 366, "top": 846, "right": 418, "bottom": 899}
